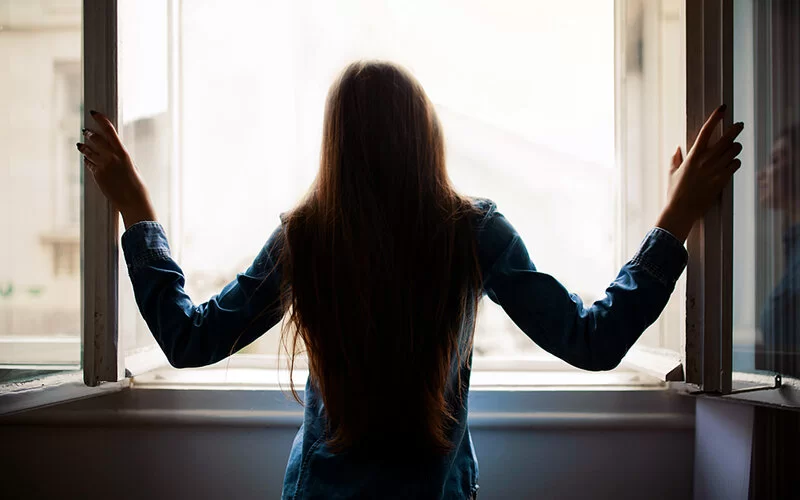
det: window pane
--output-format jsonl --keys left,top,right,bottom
{"left": 0, "top": 0, "right": 82, "bottom": 378}
{"left": 118, "top": 0, "right": 174, "bottom": 358}
{"left": 172, "top": 0, "right": 682, "bottom": 372}
{"left": 733, "top": 0, "right": 800, "bottom": 378}
{"left": 616, "top": 0, "right": 685, "bottom": 352}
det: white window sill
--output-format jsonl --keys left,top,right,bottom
{"left": 0, "top": 371, "right": 129, "bottom": 416}
{"left": 129, "top": 352, "right": 668, "bottom": 391}
{"left": 131, "top": 366, "right": 665, "bottom": 391}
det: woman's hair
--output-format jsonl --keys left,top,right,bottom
{"left": 278, "top": 61, "right": 482, "bottom": 454}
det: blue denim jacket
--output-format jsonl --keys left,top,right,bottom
{"left": 121, "top": 199, "right": 688, "bottom": 499}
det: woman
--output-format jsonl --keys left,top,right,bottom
{"left": 756, "top": 124, "right": 800, "bottom": 377}
{"left": 78, "top": 61, "right": 743, "bottom": 499}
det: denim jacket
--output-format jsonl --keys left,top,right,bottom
{"left": 121, "top": 199, "right": 688, "bottom": 499}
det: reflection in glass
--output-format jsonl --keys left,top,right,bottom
{"left": 755, "top": 124, "right": 800, "bottom": 376}
{"left": 733, "top": 0, "right": 800, "bottom": 379}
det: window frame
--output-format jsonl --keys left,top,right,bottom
{"left": 82, "top": 0, "right": 123, "bottom": 387}
{"left": 683, "top": 0, "right": 734, "bottom": 395}
{"left": 681, "top": 0, "right": 800, "bottom": 409}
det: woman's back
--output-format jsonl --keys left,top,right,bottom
{"left": 280, "top": 61, "right": 484, "bottom": 456}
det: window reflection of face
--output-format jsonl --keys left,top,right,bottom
{"left": 758, "top": 137, "right": 796, "bottom": 212}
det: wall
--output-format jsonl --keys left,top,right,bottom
{"left": 693, "top": 398, "right": 754, "bottom": 500}
{"left": 0, "top": 388, "right": 695, "bottom": 500}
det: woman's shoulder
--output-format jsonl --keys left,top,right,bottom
{"left": 470, "top": 197, "right": 497, "bottom": 218}
{"left": 468, "top": 197, "right": 514, "bottom": 234}
{"left": 467, "top": 197, "right": 520, "bottom": 265}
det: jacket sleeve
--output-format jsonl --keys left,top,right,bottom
{"left": 121, "top": 221, "right": 285, "bottom": 368}
{"left": 478, "top": 205, "right": 688, "bottom": 371}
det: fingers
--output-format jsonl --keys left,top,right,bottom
{"left": 713, "top": 158, "right": 742, "bottom": 187}
{"left": 693, "top": 104, "right": 726, "bottom": 151}
{"left": 76, "top": 142, "right": 97, "bottom": 161}
{"left": 83, "top": 155, "right": 97, "bottom": 172}
{"left": 708, "top": 122, "right": 745, "bottom": 160}
{"left": 714, "top": 142, "right": 743, "bottom": 167}
{"left": 83, "top": 128, "right": 112, "bottom": 155}
{"left": 671, "top": 146, "right": 683, "bottom": 174}
{"left": 77, "top": 142, "right": 110, "bottom": 168}
{"left": 89, "top": 110, "right": 125, "bottom": 150}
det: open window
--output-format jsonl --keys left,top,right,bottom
{"left": 0, "top": 0, "right": 696, "bottom": 396}
{"left": 21, "top": 0, "right": 788, "bottom": 403}
{"left": 122, "top": 0, "right": 690, "bottom": 389}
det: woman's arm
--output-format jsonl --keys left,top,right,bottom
{"left": 480, "top": 105, "right": 744, "bottom": 370}
{"left": 121, "top": 223, "right": 285, "bottom": 368}
{"left": 481, "top": 211, "right": 686, "bottom": 371}
{"left": 78, "top": 111, "right": 285, "bottom": 367}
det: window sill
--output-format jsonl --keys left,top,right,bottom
{"left": 1, "top": 385, "right": 695, "bottom": 431}
{"left": 0, "top": 371, "right": 129, "bottom": 416}
{"left": 130, "top": 353, "right": 667, "bottom": 391}
{"left": 0, "top": 351, "right": 686, "bottom": 420}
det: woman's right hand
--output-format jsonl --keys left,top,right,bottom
{"left": 655, "top": 105, "right": 744, "bottom": 242}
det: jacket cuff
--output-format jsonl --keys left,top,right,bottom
{"left": 121, "top": 221, "right": 172, "bottom": 272}
{"left": 630, "top": 227, "right": 688, "bottom": 287}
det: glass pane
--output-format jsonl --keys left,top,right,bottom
{"left": 0, "top": 0, "right": 82, "bottom": 380}
{"left": 733, "top": 0, "right": 800, "bottom": 378}
{"left": 117, "top": 0, "right": 173, "bottom": 358}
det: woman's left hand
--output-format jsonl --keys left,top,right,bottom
{"left": 77, "top": 110, "right": 157, "bottom": 229}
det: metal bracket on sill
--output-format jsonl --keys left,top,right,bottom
{"left": 687, "top": 374, "right": 782, "bottom": 396}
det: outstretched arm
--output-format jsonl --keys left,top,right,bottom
{"left": 78, "top": 111, "right": 285, "bottom": 367}
{"left": 481, "top": 105, "right": 744, "bottom": 370}
{"left": 121, "top": 223, "right": 285, "bottom": 368}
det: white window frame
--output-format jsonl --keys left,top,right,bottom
{"left": 82, "top": 0, "right": 123, "bottom": 387}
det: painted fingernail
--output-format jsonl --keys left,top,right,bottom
{"left": 719, "top": 104, "right": 727, "bottom": 112}
{"left": 75, "top": 142, "right": 82, "bottom": 150}
{"left": 89, "top": 110, "right": 97, "bottom": 116}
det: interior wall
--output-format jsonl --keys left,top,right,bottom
{"left": 0, "top": 389, "right": 696, "bottom": 500}
{"left": 693, "top": 398, "right": 754, "bottom": 500}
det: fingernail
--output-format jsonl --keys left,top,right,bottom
{"left": 75, "top": 142, "right": 81, "bottom": 149}
{"left": 89, "top": 110, "right": 97, "bottom": 116}
{"left": 81, "top": 128, "right": 87, "bottom": 134}
{"left": 719, "top": 104, "right": 727, "bottom": 112}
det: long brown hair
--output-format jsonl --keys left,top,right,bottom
{"left": 279, "top": 61, "right": 482, "bottom": 454}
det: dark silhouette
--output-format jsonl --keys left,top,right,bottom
{"left": 756, "top": 124, "right": 800, "bottom": 377}
{"left": 279, "top": 61, "right": 482, "bottom": 454}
